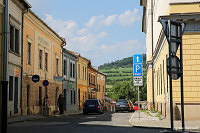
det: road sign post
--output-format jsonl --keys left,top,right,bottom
{"left": 133, "top": 54, "right": 143, "bottom": 119}
{"left": 160, "top": 18, "right": 185, "bottom": 132}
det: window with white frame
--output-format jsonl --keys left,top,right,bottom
{"left": 56, "top": 58, "right": 59, "bottom": 75}
{"left": 39, "top": 50, "right": 42, "bottom": 69}
{"left": 45, "top": 52, "right": 48, "bottom": 71}
{"left": 27, "top": 42, "right": 31, "bottom": 65}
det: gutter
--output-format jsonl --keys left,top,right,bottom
{"left": 151, "top": 0, "right": 155, "bottom": 110}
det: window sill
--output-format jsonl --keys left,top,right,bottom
{"left": 9, "top": 50, "right": 20, "bottom": 57}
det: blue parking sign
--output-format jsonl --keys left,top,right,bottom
{"left": 133, "top": 54, "right": 143, "bottom": 64}
{"left": 134, "top": 64, "right": 142, "bottom": 76}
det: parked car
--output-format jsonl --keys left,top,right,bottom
{"left": 83, "top": 99, "right": 104, "bottom": 115}
{"left": 115, "top": 99, "right": 134, "bottom": 112}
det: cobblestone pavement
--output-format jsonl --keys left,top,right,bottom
{"left": 129, "top": 111, "right": 200, "bottom": 132}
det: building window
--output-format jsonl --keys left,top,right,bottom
{"left": 56, "top": 58, "right": 59, "bottom": 75}
{"left": 45, "top": 53, "right": 48, "bottom": 71}
{"left": 39, "top": 86, "right": 42, "bottom": 106}
{"left": 73, "top": 63, "right": 75, "bottom": 78}
{"left": 27, "top": 42, "right": 31, "bottom": 65}
{"left": 10, "top": 24, "right": 14, "bottom": 52}
{"left": 82, "top": 66, "right": 84, "bottom": 80}
{"left": 78, "top": 64, "right": 80, "bottom": 79}
{"left": 74, "top": 90, "right": 76, "bottom": 104}
{"left": 45, "top": 87, "right": 48, "bottom": 96}
{"left": 71, "top": 90, "right": 73, "bottom": 104}
{"left": 70, "top": 62, "right": 73, "bottom": 78}
{"left": 89, "top": 73, "right": 90, "bottom": 84}
{"left": 39, "top": 50, "right": 42, "bottom": 69}
{"left": 64, "top": 60, "right": 66, "bottom": 75}
{"left": 85, "top": 67, "right": 87, "bottom": 80}
{"left": 15, "top": 28, "right": 19, "bottom": 54}
{"left": 9, "top": 76, "right": 14, "bottom": 101}
{"left": 9, "top": 24, "right": 20, "bottom": 54}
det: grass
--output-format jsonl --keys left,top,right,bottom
{"left": 141, "top": 109, "right": 162, "bottom": 120}
{"left": 107, "top": 76, "right": 132, "bottom": 80}
{"left": 106, "top": 85, "right": 113, "bottom": 89}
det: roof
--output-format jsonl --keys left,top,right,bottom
{"left": 140, "top": 0, "right": 147, "bottom": 33}
{"left": 29, "top": 10, "right": 66, "bottom": 46}
{"left": 98, "top": 71, "right": 107, "bottom": 76}
{"left": 19, "top": 0, "right": 32, "bottom": 9}
{"left": 63, "top": 48, "right": 78, "bottom": 58}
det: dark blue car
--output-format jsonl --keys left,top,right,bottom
{"left": 83, "top": 99, "right": 103, "bottom": 115}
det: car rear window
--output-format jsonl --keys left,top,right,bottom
{"left": 85, "top": 100, "right": 98, "bottom": 104}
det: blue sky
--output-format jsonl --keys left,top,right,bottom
{"left": 27, "top": 0, "right": 146, "bottom": 66}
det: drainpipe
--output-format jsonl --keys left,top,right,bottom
{"left": 1, "top": 0, "right": 9, "bottom": 133}
{"left": 151, "top": 0, "right": 155, "bottom": 110}
{"left": 20, "top": 9, "right": 28, "bottom": 116}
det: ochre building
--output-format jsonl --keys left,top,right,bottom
{"left": 76, "top": 54, "right": 90, "bottom": 110}
{"left": 97, "top": 72, "right": 106, "bottom": 104}
{"left": 22, "top": 10, "right": 65, "bottom": 115}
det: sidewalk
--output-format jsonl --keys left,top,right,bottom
{"left": 129, "top": 111, "right": 200, "bottom": 132}
{"left": 8, "top": 110, "right": 83, "bottom": 125}
{"left": 8, "top": 114, "right": 45, "bottom": 124}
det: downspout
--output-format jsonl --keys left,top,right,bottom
{"left": 20, "top": 10, "right": 23, "bottom": 116}
{"left": 1, "top": 0, "right": 9, "bottom": 133}
{"left": 151, "top": 0, "right": 155, "bottom": 110}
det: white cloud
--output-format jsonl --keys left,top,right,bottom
{"left": 85, "top": 15, "right": 105, "bottom": 29}
{"left": 42, "top": 9, "right": 144, "bottom": 66}
{"left": 118, "top": 9, "right": 140, "bottom": 26}
{"left": 77, "top": 28, "right": 88, "bottom": 35}
{"left": 85, "top": 9, "right": 140, "bottom": 29}
{"left": 104, "top": 15, "right": 117, "bottom": 26}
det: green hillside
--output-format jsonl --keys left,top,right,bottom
{"left": 99, "top": 54, "right": 147, "bottom": 101}
{"left": 99, "top": 54, "right": 146, "bottom": 86}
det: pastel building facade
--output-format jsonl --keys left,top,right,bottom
{"left": 63, "top": 49, "right": 78, "bottom": 113}
{"left": 141, "top": 0, "right": 200, "bottom": 120}
{"left": 76, "top": 54, "right": 90, "bottom": 110}
{"left": 7, "top": 0, "right": 30, "bottom": 117}
{"left": 97, "top": 72, "right": 106, "bottom": 104}
{"left": 22, "top": 10, "right": 65, "bottom": 115}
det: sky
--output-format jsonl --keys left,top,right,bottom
{"left": 26, "top": 0, "right": 146, "bottom": 67}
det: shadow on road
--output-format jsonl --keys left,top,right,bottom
{"left": 8, "top": 112, "right": 169, "bottom": 133}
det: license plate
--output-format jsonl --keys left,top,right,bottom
{"left": 120, "top": 105, "right": 125, "bottom": 107}
{"left": 89, "top": 105, "right": 95, "bottom": 107}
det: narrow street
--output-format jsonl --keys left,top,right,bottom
{"left": 8, "top": 112, "right": 163, "bottom": 133}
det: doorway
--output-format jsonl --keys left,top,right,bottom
{"left": 27, "top": 85, "right": 30, "bottom": 115}
{"left": 14, "top": 77, "right": 19, "bottom": 114}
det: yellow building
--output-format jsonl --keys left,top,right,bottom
{"left": 76, "top": 54, "right": 90, "bottom": 110}
{"left": 141, "top": 0, "right": 200, "bottom": 120}
{"left": 22, "top": 10, "right": 65, "bottom": 115}
{"left": 97, "top": 72, "right": 106, "bottom": 104}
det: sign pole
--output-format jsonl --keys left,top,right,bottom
{"left": 138, "top": 86, "right": 140, "bottom": 119}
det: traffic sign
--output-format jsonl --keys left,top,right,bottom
{"left": 43, "top": 80, "right": 49, "bottom": 86}
{"left": 32, "top": 75, "right": 40, "bottom": 83}
{"left": 133, "top": 64, "right": 142, "bottom": 76}
{"left": 133, "top": 54, "right": 143, "bottom": 64}
{"left": 133, "top": 77, "right": 143, "bottom": 86}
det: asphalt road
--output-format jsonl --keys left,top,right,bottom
{"left": 8, "top": 112, "right": 164, "bottom": 133}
